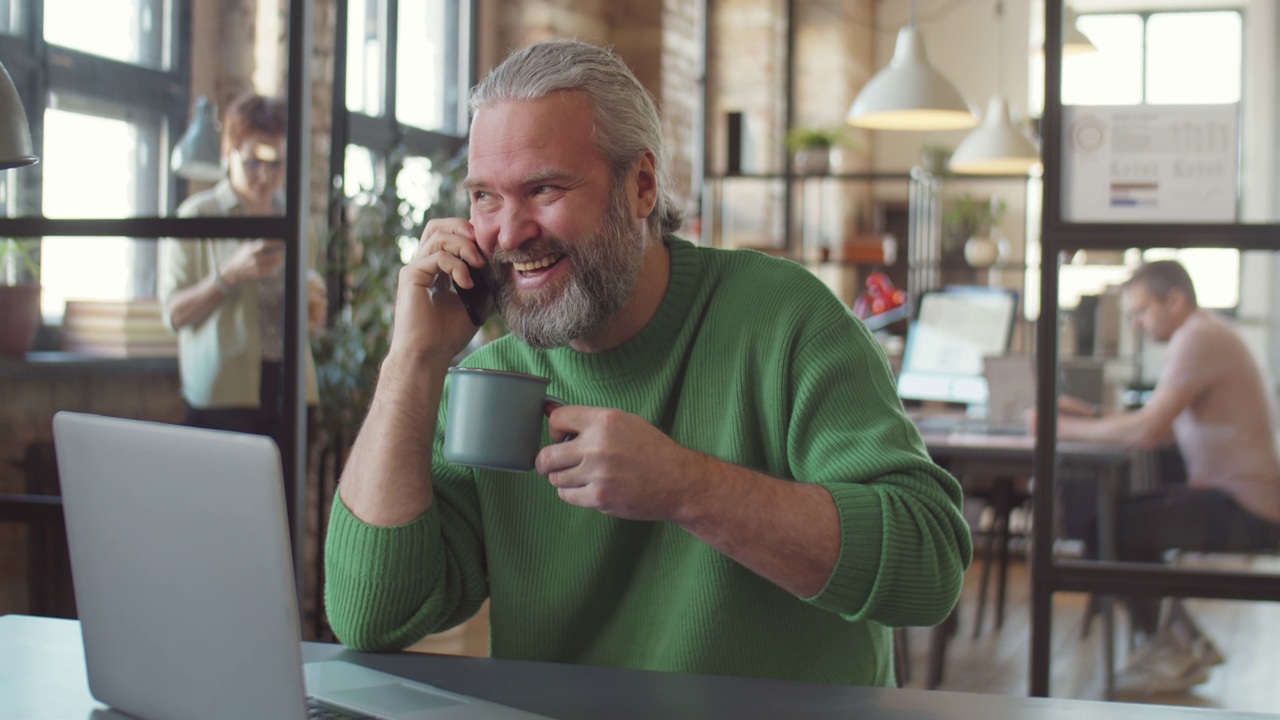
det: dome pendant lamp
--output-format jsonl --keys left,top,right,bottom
{"left": 950, "top": 1, "right": 1041, "bottom": 175}
{"left": 0, "top": 60, "right": 38, "bottom": 169}
{"left": 950, "top": 96, "right": 1041, "bottom": 175}
{"left": 171, "top": 96, "right": 224, "bottom": 182}
{"left": 846, "top": 0, "right": 977, "bottom": 131}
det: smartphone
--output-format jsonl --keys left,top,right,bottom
{"left": 452, "top": 260, "right": 492, "bottom": 326}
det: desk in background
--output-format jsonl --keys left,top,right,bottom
{"left": 919, "top": 428, "right": 1136, "bottom": 697}
{"left": 3, "top": 614, "right": 1270, "bottom": 720}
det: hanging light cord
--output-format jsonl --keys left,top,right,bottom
{"left": 996, "top": 0, "right": 1005, "bottom": 98}
{"left": 839, "top": 0, "right": 980, "bottom": 35}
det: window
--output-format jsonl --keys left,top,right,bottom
{"left": 337, "top": 0, "right": 471, "bottom": 239}
{"left": 1031, "top": 9, "right": 1244, "bottom": 313}
{"left": 44, "top": 0, "right": 169, "bottom": 69}
{"left": 346, "top": 0, "right": 386, "bottom": 117}
{"left": 1030, "top": 11, "right": 1243, "bottom": 111}
{"left": 395, "top": 0, "right": 455, "bottom": 131}
{"left": 4, "top": 0, "right": 184, "bottom": 321}
{"left": 0, "top": 1, "right": 22, "bottom": 34}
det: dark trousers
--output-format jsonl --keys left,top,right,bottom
{"left": 1114, "top": 486, "right": 1280, "bottom": 634}
{"left": 1069, "top": 482, "right": 1280, "bottom": 635}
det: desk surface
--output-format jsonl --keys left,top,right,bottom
{"left": 4, "top": 615, "right": 1271, "bottom": 720}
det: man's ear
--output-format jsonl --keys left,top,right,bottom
{"left": 629, "top": 149, "right": 658, "bottom": 221}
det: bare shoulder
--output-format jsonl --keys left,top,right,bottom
{"left": 1170, "top": 312, "right": 1252, "bottom": 373}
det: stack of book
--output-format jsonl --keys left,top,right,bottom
{"left": 61, "top": 299, "right": 178, "bottom": 357}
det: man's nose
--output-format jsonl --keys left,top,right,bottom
{"left": 495, "top": 201, "right": 540, "bottom": 252}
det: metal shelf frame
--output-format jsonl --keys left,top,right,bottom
{"left": 1030, "top": 0, "right": 1280, "bottom": 698}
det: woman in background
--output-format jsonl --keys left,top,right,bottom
{"left": 159, "top": 92, "right": 324, "bottom": 448}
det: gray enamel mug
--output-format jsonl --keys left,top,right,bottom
{"left": 443, "top": 367, "right": 565, "bottom": 472}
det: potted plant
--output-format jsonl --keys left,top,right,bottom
{"left": 942, "top": 193, "right": 1007, "bottom": 267}
{"left": 0, "top": 238, "right": 41, "bottom": 357}
{"left": 313, "top": 144, "right": 476, "bottom": 466}
{"left": 785, "top": 126, "right": 856, "bottom": 176}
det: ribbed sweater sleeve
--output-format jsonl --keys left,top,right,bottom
{"left": 786, "top": 311, "right": 971, "bottom": 626}
{"left": 324, "top": 446, "right": 491, "bottom": 650}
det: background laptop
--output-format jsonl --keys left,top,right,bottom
{"left": 52, "top": 411, "right": 550, "bottom": 720}
{"left": 982, "top": 354, "right": 1036, "bottom": 432}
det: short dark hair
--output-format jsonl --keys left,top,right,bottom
{"left": 222, "top": 93, "right": 287, "bottom": 148}
{"left": 1125, "top": 260, "right": 1198, "bottom": 307}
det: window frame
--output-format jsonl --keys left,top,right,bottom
{"left": 1045, "top": 7, "right": 1248, "bottom": 312}
{"left": 331, "top": 0, "right": 473, "bottom": 207}
{"left": 1070, "top": 8, "right": 1244, "bottom": 106}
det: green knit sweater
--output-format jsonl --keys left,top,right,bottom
{"left": 325, "top": 237, "right": 971, "bottom": 686}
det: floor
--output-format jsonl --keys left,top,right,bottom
{"left": 407, "top": 553, "right": 1280, "bottom": 714}
{"left": 905, "top": 552, "right": 1280, "bottom": 713}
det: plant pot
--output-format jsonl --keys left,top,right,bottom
{"left": 963, "top": 235, "right": 1000, "bottom": 268}
{"left": 794, "top": 147, "right": 830, "bottom": 176}
{"left": 0, "top": 284, "right": 41, "bottom": 357}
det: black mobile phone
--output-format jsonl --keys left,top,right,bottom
{"left": 452, "top": 261, "right": 492, "bottom": 326}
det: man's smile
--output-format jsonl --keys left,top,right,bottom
{"left": 512, "top": 253, "right": 565, "bottom": 275}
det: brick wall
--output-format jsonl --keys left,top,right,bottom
{"left": 0, "top": 369, "right": 184, "bottom": 614}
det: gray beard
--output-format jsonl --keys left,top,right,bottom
{"left": 489, "top": 185, "right": 647, "bottom": 350}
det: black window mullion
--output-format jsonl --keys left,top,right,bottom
{"left": 442, "top": 0, "right": 460, "bottom": 133}
{"left": 384, "top": 0, "right": 398, "bottom": 130}
{"left": 1140, "top": 12, "right": 1150, "bottom": 103}
{"left": 46, "top": 47, "right": 185, "bottom": 110}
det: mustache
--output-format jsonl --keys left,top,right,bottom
{"left": 489, "top": 239, "right": 574, "bottom": 268}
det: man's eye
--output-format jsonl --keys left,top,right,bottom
{"left": 533, "top": 185, "right": 557, "bottom": 195}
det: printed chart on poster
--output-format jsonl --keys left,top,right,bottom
{"left": 1061, "top": 104, "right": 1239, "bottom": 223}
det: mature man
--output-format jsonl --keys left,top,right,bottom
{"left": 1053, "top": 259, "right": 1280, "bottom": 692}
{"left": 324, "top": 40, "right": 970, "bottom": 687}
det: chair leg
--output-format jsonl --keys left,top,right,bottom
{"left": 972, "top": 528, "right": 993, "bottom": 638}
{"left": 894, "top": 627, "right": 911, "bottom": 686}
{"left": 994, "top": 482, "right": 1014, "bottom": 630}
{"left": 926, "top": 609, "right": 957, "bottom": 690}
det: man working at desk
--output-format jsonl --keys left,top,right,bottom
{"left": 1048, "top": 260, "right": 1280, "bottom": 692}
{"left": 325, "top": 40, "right": 971, "bottom": 687}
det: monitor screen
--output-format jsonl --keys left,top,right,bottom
{"left": 897, "top": 288, "right": 1019, "bottom": 406}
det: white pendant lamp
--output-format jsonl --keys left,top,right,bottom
{"left": 0, "top": 60, "right": 38, "bottom": 169}
{"left": 950, "top": 1, "right": 1041, "bottom": 175}
{"left": 949, "top": 96, "right": 1041, "bottom": 174}
{"left": 170, "top": 96, "right": 224, "bottom": 182}
{"left": 847, "top": 6, "right": 977, "bottom": 132}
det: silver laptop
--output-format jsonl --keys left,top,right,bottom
{"left": 52, "top": 411, "right": 550, "bottom": 720}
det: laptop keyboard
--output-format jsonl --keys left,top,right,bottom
{"left": 307, "top": 697, "right": 377, "bottom": 719}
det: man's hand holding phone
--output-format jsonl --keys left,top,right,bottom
{"left": 393, "top": 218, "right": 493, "bottom": 366}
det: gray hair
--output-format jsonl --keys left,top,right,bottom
{"left": 469, "top": 39, "right": 683, "bottom": 238}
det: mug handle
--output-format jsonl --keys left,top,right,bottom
{"left": 543, "top": 395, "right": 575, "bottom": 442}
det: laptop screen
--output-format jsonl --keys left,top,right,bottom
{"left": 897, "top": 287, "right": 1018, "bottom": 407}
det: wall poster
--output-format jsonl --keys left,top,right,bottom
{"left": 1061, "top": 104, "right": 1240, "bottom": 223}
